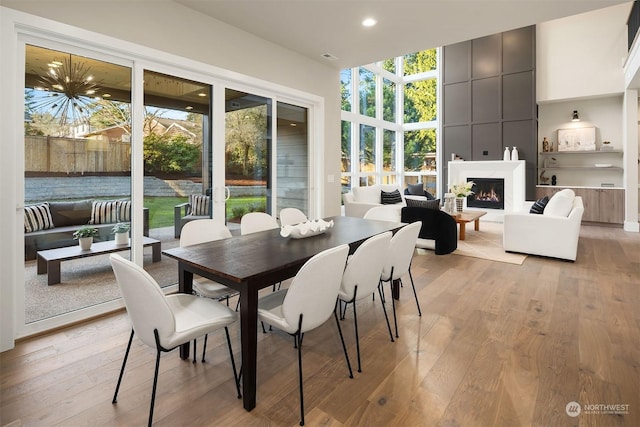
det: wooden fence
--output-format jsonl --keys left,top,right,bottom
{"left": 25, "top": 136, "right": 131, "bottom": 173}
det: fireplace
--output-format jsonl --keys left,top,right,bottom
{"left": 467, "top": 178, "right": 504, "bottom": 210}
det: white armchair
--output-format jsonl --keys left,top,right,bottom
{"left": 503, "top": 192, "right": 584, "bottom": 261}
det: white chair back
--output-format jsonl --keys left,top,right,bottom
{"left": 340, "top": 232, "right": 392, "bottom": 302}
{"left": 180, "top": 219, "right": 232, "bottom": 247}
{"left": 110, "top": 254, "right": 175, "bottom": 348}
{"left": 364, "top": 206, "right": 401, "bottom": 222}
{"left": 282, "top": 244, "right": 349, "bottom": 333}
{"left": 279, "top": 208, "right": 308, "bottom": 226}
{"left": 381, "top": 221, "right": 421, "bottom": 281}
{"left": 240, "top": 212, "right": 279, "bottom": 235}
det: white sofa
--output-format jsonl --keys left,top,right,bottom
{"left": 343, "top": 184, "right": 426, "bottom": 218}
{"left": 503, "top": 189, "right": 584, "bottom": 261}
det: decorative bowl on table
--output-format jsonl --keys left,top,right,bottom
{"left": 280, "top": 219, "right": 334, "bottom": 239}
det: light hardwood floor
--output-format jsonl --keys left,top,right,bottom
{"left": 1, "top": 224, "right": 639, "bottom": 426}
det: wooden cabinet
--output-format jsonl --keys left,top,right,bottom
{"left": 535, "top": 186, "right": 624, "bottom": 224}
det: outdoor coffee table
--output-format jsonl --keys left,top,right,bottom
{"left": 453, "top": 211, "right": 487, "bottom": 240}
{"left": 37, "top": 237, "right": 161, "bottom": 285}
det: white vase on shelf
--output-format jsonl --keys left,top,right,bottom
{"left": 511, "top": 146, "right": 519, "bottom": 161}
{"left": 503, "top": 147, "right": 510, "bottom": 161}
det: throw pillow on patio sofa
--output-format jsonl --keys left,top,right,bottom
{"left": 24, "top": 203, "right": 54, "bottom": 233}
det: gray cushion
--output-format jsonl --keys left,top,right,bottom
{"left": 406, "top": 183, "right": 425, "bottom": 196}
{"left": 49, "top": 200, "right": 92, "bottom": 227}
{"left": 406, "top": 198, "right": 440, "bottom": 210}
{"left": 380, "top": 189, "right": 402, "bottom": 205}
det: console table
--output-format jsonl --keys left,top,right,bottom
{"left": 37, "top": 237, "right": 161, "bottom": 285}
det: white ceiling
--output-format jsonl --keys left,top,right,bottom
{"left": 174, "top": 0, "right": 631, "bottom": 69}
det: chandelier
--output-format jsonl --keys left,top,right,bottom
{"left": 33, "top": 54, "right": 99, "bottom": 131}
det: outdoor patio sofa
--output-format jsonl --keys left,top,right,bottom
{"left": 24, "top": 199, "right": 149, "bottom": 261}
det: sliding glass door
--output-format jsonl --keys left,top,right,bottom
{"left": 19, "top": 42, "right": 313, "bottom": 337}
{"left": 23, "top": 44, "right": 133, "bottom": 324}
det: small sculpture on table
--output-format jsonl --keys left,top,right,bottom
{"left": 539, "top": 170, "right": 549, "bottom": 185}
{"left": 542, "top": 137, "right": 550, "bottom": 152}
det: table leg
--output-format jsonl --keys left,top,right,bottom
{"left": 459, "top": 223, "right": 467, "bottom": 240}
{"left": 151, "top": 242, "right": 161, "bottom": 262}
{"left": 47, "top": 260, "right": 61, "bottom": 285}
{"left": 178, "top": 264, "right": 194, "bottom": 360}
{"left": 474, "top": 218, "right": 480, "bottom": 231}
{"left": 392, "top": 278, "right": 400, "bottom": 300}
{"left": 37, "top": 255, "right": 47, "bottom": 274}
{"left": 239, "top": 287, "right": 259, "bottom": 411}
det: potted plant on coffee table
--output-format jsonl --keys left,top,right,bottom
{"left": 73, "top": 225, "right": 99, "bottom": 250}
{"left": 112, "top": 222, "right": 131, "bottom": 245}
{"left": 449, "top": 181, "right": 475, "bottom": 212}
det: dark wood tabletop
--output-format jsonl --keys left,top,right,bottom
{"left": 162, "top": 215, "right": 404, "bottom": 412}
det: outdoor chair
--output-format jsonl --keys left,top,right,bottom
{"left": 174, "top": 194, "right": 211, "bottom": 238}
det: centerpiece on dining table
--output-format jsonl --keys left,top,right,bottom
{"left": 280, "top": 218, "right": 334, "bottom": 239}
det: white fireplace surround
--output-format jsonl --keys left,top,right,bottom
{"left": 448, "top": 160, "right": 526, "bottom": 222}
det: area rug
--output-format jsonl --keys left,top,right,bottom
{"left": 24, "top": 227, "right": 180, "bottom": 324}
{"left": 449, "top": 220, "right": 527, "bottom": 265}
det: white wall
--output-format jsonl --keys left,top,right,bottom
{"left": 0, "top": 3, "right": 343, "bottom": 352}
{"left": 536, "top": 2, "right": 630, "bottom": 102}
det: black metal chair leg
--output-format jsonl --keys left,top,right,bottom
{"left": 113, "top": 329, "right": 134, "bottom": 404}
{"left": 192, "top": 338, "right": 198, "bottom": 363}
{"left": 391, "top": 282, "right": 399, "bottom": 338}
{"left": 408, "top": 268, "right": 422, "bottom": 316}
{"left": 149, "top": 347, "right": 162, "bottom": 427}
{"left": 224, "top": 327, "right": 242, "bottom": 399}
{"left": 296, "top": 332, "right": 305, "bottom": 426}
{"left": 333, "top": 308, "right": 354, "bottom": 379}
{"left": 202, "top": 334, "right": 208, "bottom": 363}
{"left": 378, "top": 285, "right": 395, "bottom": 343}
{"left": 353, "top": 300, "right": 361, "bottom": 373}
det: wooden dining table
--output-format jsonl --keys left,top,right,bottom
{"left": 162, "top": 215, "right": 404, "bottom": 411}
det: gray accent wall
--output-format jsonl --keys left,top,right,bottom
{"left": 442, "top": 26, "right": 537, "bottom": 200}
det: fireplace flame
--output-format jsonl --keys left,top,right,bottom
{"left": 475, "top": 188, "right": 501, "bottom": 202}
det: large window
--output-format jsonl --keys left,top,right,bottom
{"left": 340, "top": 48, "right": 439, "bottom": 196}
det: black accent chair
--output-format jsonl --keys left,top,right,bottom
{"left": 400, "top": 206, "right": 457, "bottom": 255}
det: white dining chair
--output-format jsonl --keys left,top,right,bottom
{"left": 338, "top": 231, "right": 394, "bottom": 372}
{"left": 240, "top": 211, "right": 279, "bottom": 235}
{"left": 180, "top": 219, "right": 238, "bottom": 362}
{"left": 257, "top": 244, "right": 352, "bottom": 426}
{"left": 109, "top": 254, "right": 241, "bottom": 427}
{"left": 241, "top": 212, "right": 282, "bottom": 295}
{"left": 363, "top": 206, "right": 402, "bottom": 222}
{"left": 279, "top": 207, "right": 308, "bottom": 226}
{"left": 379, "top": 221, "right": 422, "bottom": 338}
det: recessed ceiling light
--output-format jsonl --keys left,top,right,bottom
{"left": 198, "top": 93, "right": 207, "bottom": 97}
{"left": 185, "top": 106, "right": 194, "bottom": 110}
{"left": 362, "top": 17, "right": 377, "bottom": 27}
{"left": 102, "top": 93, "right": 111, "bottom": 98}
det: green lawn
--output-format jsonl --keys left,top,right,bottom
{"left": 144, "top": 196, "right": 266, "bottom": 229}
